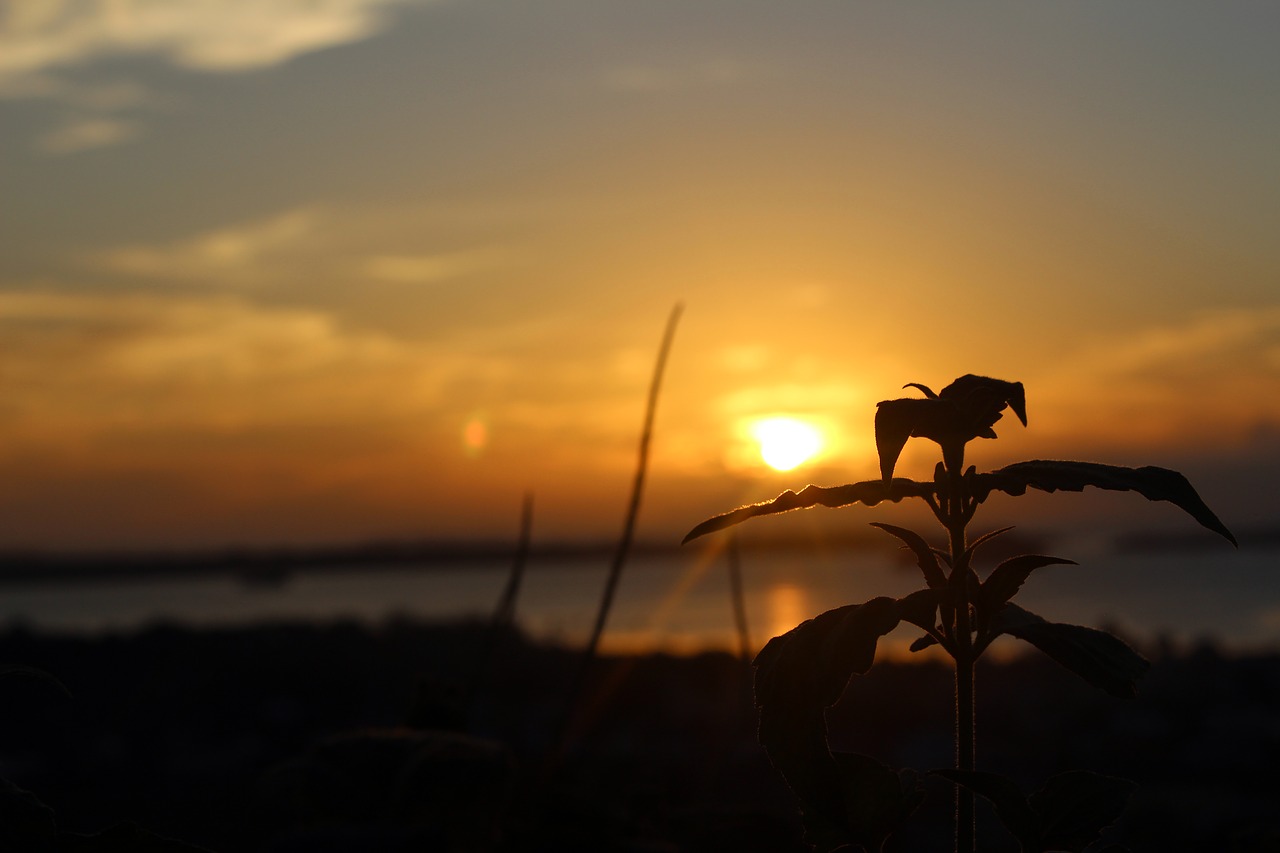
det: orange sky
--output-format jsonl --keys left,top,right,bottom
{"left": 1, "top": 1, "right": 1277, "bottom": 550}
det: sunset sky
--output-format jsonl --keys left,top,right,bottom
{"left": 2, "top": 1, "right": 1277, "bottom": 551}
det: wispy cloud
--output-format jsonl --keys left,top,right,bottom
{"left": 38, "top": 114, "right": 139, "bottom": 153}
{"left": 0, "top": 0, "right": 421, "bottom": 83}
{"left": 0, "top": 289, "right": 446, "bottom": 440}
{"left": 362, "top": 248, "right": 509, "bottom": 285}
{"left": 97, "top": 208, "right": 320, "bottom": 284}
{"left": 1, "top": 0, "right": 427, "bottom": 153}
{"left": 1031, "top": 307, "right": 1280, "bottom": 450}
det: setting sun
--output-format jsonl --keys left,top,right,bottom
{"left": 751, "top": 417, "right": 824, "bottom": 471}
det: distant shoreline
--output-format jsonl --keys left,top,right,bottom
{"left": 0, "top": 524, "right": 1273, "bottom": 585}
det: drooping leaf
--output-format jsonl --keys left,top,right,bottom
{"left": 0, "top": 779, "right": 57, "bottom": 852}
{"left": 61, "top": 821, "right": 216, "bottom": 851}
{"left": 822, "top": 752, "right": 925, "bottom": 852}
{"left": 1030, "top": 771, "right": 1136, "bottom": 852}
{"left": 909, "top": 633, "right": 939, "bottom": 653}
{"left": 870, "top": 522, "right": 947, "bottom": 588}
{"left": 874, "top": 398, "right": 940, "bottom": 482}
{"left": 0, "top": 664, "right": 70, "bottom": 698}
{"left": 752, "top": 598, "right": 902, "bottom": 836}
{"left": 981, "top": 555, "right": 1077, "bottom": 612}
{"left": 683, "top": 479, "right": 935, "bottom": 544}
{"left": 993, "top": 604, "right": 1149, "bottom": 698}
{"left": 931, "top": 769, "right": 1039, "bottom": 852}
{"left": 976, "top": 461, "right": 1236, "bottom": 546}
{"left": 938, "top": 374, "right": 1027, "bottom": 432}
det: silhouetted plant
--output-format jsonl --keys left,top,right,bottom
{"left": 684, "top": 375, "right": 1236, "bottom": 853}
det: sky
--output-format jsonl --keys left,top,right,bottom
{"left": 1, "top": 1, "right": 1278, "bottom": 552}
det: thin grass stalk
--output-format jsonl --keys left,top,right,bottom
{"left": 470, "top": 492, "right": 535, "bottom": 721}
{"left": 556, "top": 303, "right": 683, "bottom": 749}
{"left": 492, "top": 492, "right": 534, "bottom": 628}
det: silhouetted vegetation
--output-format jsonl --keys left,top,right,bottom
{"left": 685, "top": 376, "right": 1238, "bottom": 852}
{"left": 0, "top": 621, "right": 1277, "bottom": 850}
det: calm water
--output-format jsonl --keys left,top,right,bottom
{"left": 1, "top": 545, "right": 1276, "bottom": 655}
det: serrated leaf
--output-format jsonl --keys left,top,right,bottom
{"left": 981, "top": 555, "right": 1077, "bottom": 611}
{"left": 993, "top": 604, "right": 1149, "bottom": 698}
{"left": 752, "top": 598, "right": 902, "bottom": 828}
{"left": 976, "top": 461, "right": 1236, "bottom": 546}
{"left": 683, "top": 479, "right": 935, "bottom": 544}
{"left": 932, "top": 769, "right": 1039, "bottom": 852}
{"left": 1030, "top": 771, "right": 1136, "bottom": 852}
{"left": 939, "top": 375, "right": 1027, "bottom": 428}
{"left": 870, "top": 522, "right": 947, "bottom": 588}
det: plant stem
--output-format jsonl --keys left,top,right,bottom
{"left": 946, "top": 448, "right": 976, "bottom": 853}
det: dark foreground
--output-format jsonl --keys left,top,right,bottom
{"left": 0, "top": 620, "right": 1276, "bottom": 852}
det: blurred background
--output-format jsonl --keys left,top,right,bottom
{"left": 1, "top": 4, "right": 1278, "bottom": 850}
{"left": 0, "top": 0, "right": 1275, "bottom": 653}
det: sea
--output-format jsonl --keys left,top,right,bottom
{"left": 1, "top": 541, "right": 1275, "bottom": 657}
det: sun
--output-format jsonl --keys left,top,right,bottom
{"left": 751, "top": 416, "right": 824, "bottom": 471}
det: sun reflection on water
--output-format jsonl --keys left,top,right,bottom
{"left": 765, "top": 582, "right": 812, "bottom": 640}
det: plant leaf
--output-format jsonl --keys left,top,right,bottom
{"left": 896, "top": 588, "right": 943, "bottom": 634}
{"left": 870, "top": 522, "right": 947, "bottom": 588}
{"left": 0, "top": 664, "right": 71, "bottom": 698}
{"left": 931, "top": 769, "right": 1039, "bottom": 852}
{"left": 938, "top": 375, "right": 1027, "bottom": 428}
{"left": 993, "top": 604, "right": 1149, "bottom": 698}
{"left": 1030, "top": 771, "right": 1136, "bottom": 852}
{"left": 964, "top": 526, "right": 1015, "bottom": 562}
{"left": 909, "top": 633, "right": 939, "bottom": 653}
{"left": 833, "top": 752, "right": 927, "bottom": 851}
{"left": 874, "top": 398, "right": 942, "bottom": 482}
{"left": 0, "top": 779, "right": 57, "bottom": 851}
{"left": 976, "top": 461, "right": 1236, "bottom": 546}
{"left": 981, "top": 555, "right": 1077, "bottom": 611}
{"left": 752, "top": 598, "right": 902, "bottom": 831}
{"left": 683, "top": 479, "right": 935, "bottom": 544}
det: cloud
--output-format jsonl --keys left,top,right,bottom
{"left": 362, "top": 248, "right": 509, "bottom": 284}
{"left": 0, "top": 0, "right": 421, "bottom": 84}
{"left": 1030, "top": 307, "right": 1280, "bottom": 450}
{"left": 97, "top": 208, "right": 320, "bottom": 283}
{"left": 0, "top": 290, "right": 451, "bottom": 441}
{"left": 1, "top": 0, "right": 428, "bottom": 153}
{"left": 37, "top": 114, "right": 139, "bottom": 153}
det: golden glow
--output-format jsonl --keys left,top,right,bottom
{"left": 751, "top": 416, "right": 824, "bottom": 471}
{"left": 765, "top": 582, "right": 811, "bottom": 641}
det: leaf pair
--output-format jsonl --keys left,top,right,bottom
{"left": 683, "top": 460, "right": 1235, "bottom": 547}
